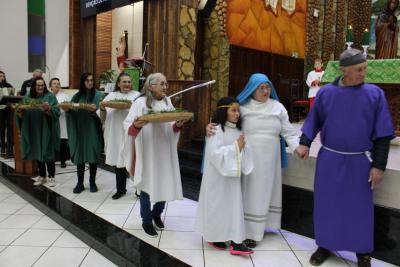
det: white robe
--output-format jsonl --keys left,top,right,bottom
{"left": 195, "top": 124, "right": 253, "bottom": 243}
{"left": 240, "top": 98, "right": 299, "bottom": 241}
{"left": 123, "top": 96, "right": 183, "bottom": 202}
{"left": 54, "top": 91, "right": 71, "bottom": 139}
{"left": 103, "top": 90, "right": 140, "bottom": 167}
{"left": 306, "top": 70, "right": 324, "bottom": 98}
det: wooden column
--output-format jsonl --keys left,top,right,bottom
{"left": 95, "top": 11, "right": 112, "bottom": 86}
{"left": 69, "top": 0, "right": 81, "bottom": 88}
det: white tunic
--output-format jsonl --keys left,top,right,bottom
{"left": 54, "top": 91, "right": 71, "bottom": 139}
{"left": 240, "top": 98, "right": 299, "bottom": 241}
{"left": 123, "top": 96, "right": 183, "bottom": 202}
{"left": 306, "top": 70, "right": 324, "bottom": 98}
{"left": 195, "top": 123, "right": 253, "bottom": 243}
{"left": 103, "top": 90, "right": 140, "bottom": 167}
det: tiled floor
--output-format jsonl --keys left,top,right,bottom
{"left": 0, "top": 159, "right": 397, "bottom": 267}
{"left": 0, "top": 181, "right": 116, "bottom": 267}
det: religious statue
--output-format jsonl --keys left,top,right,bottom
{"left": 116, "top": 32, "right": 127, "bottom": 71}
{"left": 375, "top": 0, "right": 399, "bottom": 59}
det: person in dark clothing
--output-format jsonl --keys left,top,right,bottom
{"left": 0, "top": 71, "right": 14, "bottom": 156}
{"left": 20, "top": 69, "right": 43, "bottom": 96}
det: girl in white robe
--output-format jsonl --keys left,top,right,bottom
{"left": 195, "top": 97, "right": 254, "bottom": 255}
{"left": 100, "top": 73, "right": 140, "bottom": 199}
{"left": 50, "top": 78, "right": 71, "bottom": 186}
{"left": 123, "top": 73, "right": 188, "bottom": 237}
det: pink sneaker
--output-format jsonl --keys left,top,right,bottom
{"left": 230, "top": 242, "right": 254, "bottom": 255}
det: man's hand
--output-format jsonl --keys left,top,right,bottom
{"left": 295, "top": 145, "right": 309, "bottom": 160}
{"left": 368, "top": 167, "right": 384, "bottom": 190}
{"left": 206, "top": 123, "right": 217, "bottom": 137}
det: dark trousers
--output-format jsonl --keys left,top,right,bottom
{"left": 0, "top": 108, "right": 13, "bottom": 154}
{"left": 140, "top": 191, "right": 165, "bottom": 225}
{"left": 37, "top": 161, "right": 55, "bottom": 177}
{"left": 59, "top": 139, "right": 69, "bottom": 164}
{"left": 115, "top": 167, "right": 128, "bottom": 193}
{"left": 77, "top": 163, "right": 97, "bottom": 185}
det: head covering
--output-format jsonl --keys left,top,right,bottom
{"left": 236, "top": 73, "right": 289, "bottom": 168}
{"left": 236, "top": 73, "right": 279, "bottom": 104}
{"left": 339, "top": 49, "right": 366, "bottom": 67}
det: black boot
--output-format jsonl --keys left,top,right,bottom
{"left": 74, "top": 164, "right": 85, "bottom": 194}
{"left": 89, "top": 163, "right": 98, "bottom": 193}
{"left": 309, "top": 247, "right": 331, "bottom": 266}
{"left": 356, "top": 253, "right": 371, "bottom": 267}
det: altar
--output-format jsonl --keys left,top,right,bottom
{"left": 321, "top": 59, "right": 400, "bottom": 136}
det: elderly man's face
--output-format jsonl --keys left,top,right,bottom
{"left": 342, "top": 62, "right": 368, "bottom": 85}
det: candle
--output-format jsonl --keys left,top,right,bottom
{"left": 362, "top": 28, "right": 370, "bottom": 45}
{"left": 346, "top": 25, "right": 353, "bottom": 42}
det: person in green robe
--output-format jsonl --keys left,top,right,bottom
{"left": 16, "top": 77, "right": 60, "bottom": 187}
{"left": 65, "top": 73, "right": 104, "bottom": 194}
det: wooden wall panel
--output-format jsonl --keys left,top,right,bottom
{"left": 69, "top": 0, "right": 81, "bottom": 88}
{"left": 95, "top": 11, "right": 112, "bottom": 85}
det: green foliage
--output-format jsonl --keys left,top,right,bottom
{"left": 145, "top": 108, "right": 188, "bottom": 115}
{"left": 98, "top": 69, "right": 117, "bottom": 85}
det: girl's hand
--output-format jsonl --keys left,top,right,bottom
{"left": 237, "top": 133, "right": 245, "bottom": 151}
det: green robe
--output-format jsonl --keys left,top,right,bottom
{"left": 17, "top": 93, "right": 61, "bottom": 162}
{"left": 66, "top": 90, "right": 104, "bottom": 164}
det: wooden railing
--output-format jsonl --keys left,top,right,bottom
{"left": 167, "top": 79, "right": 213, "bottom": 149}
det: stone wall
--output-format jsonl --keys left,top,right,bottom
{"left": 178, "top": 5, "right": 197, "bottom": 80}
{"left": 202, "top": 9, "right": 230, "bottom": 109}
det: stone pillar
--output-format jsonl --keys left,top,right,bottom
{"left": 178, "top": 6, "right": 197, "bottom": 80}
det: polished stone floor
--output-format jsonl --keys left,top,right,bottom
{"left": 0, "top": 158, "right": 396, "bottom": 267}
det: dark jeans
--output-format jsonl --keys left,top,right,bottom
{"left": 115, "top": 167, "right": 128, "bottom": 193}
{"left": 37, "top": 161, "right": 55, "bottom": 177}
{"left": 59, "top": 139, "right": 69, "bottom": 164}
{"left": 77, "top": 163, "right": 97, "bottom": 185}
{"left": 140, "top": 191, "right": 165, "bottom": 225}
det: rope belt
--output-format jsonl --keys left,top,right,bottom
{"left": 322, "top": 145, "right": 373, "bottom": 162}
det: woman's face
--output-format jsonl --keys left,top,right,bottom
{"left": 50, "top": 80, "right": 61, "bottom": 94}
{"left": 36, "top": 80, "right": 45, "bottom": 95}
{"left": 118, "top": 76, "right": 132, "bottom": 94}
{"left": 150, "top": 76, "right": 168, "bottom": 100}
{"left": 0, "top": 73, "right": 5, "bottom": 83}
{"left": 252, "top": 83, "right": 271, "bottom": 102}
{"left": 84, "top": 75, "right": 94, "bottom": 90}
{"left": 227, "top": 105, "right": 240, "bottom": 124}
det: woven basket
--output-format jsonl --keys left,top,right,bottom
{"left": 137, "top": 112, "right": 193, "bottom": 123}
{"left": 103, "top": 101, "right": 131, "bottom": 109}
{"left": 16, "top": 104, "right": 44, "bottom": 110}
{"left": 58, "top": 102, "right": 95, "bottom": 111}
{"left": 58, "top": 102, "right": 73, "bottom": 110}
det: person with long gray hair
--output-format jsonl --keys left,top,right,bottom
{"left": 123, "top": 73, "right": 189, "bottom": 237}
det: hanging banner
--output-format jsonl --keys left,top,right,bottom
{"left": 81, "top": 0, "right": 133, "bottom": 18}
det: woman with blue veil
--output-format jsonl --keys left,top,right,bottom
{"left": 208, "top": 73, "right": 300, "bottom": 248}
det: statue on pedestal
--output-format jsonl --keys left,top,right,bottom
{"left": 375, "top": 0, "right": 399, "bottom": 59}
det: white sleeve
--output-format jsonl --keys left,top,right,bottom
{"left": 306, "top": 71, "right": 314, "bottom": 88}
{"left": 206, "top": 128, "right": 242, "bottom": 177}
{"left": 240, "top": 138, "right": 254, "bottom": 175}
{"left": 124, "top": 98, "right": 144, "bottom": 132}
{"left": 279, "top": 106, "right": 300, "bottom": 152}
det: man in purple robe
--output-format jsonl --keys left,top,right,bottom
{"left": 296, "top": 49, "right": 395, "bottom": 267}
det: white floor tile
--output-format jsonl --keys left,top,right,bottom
{"left": 52, "top": 231, "right": 89, "bottom": 248}
{"left": 103, "top": 193, "right": 138, "bottom": 204}
{"left": 294, "top": 250, "right": 349, "bottom": 267}
{"left": 0, "top": 193, "right": 13, "bottom": 202}
{"left": 281, "top": 232, "right": 318, "bottom": 251}
{"left": 251, "top": 232, "right": 291, "bottom": 251}
{"left": 0, "top": 203, "right": 26, "bottom": 214}
{"left": 251, "top": 251, "right": 302, "bottom": 267}
{"left": 33, "top": 247, "right": 89, "bottom": 267}
{"left": 0, "top": 214, "right": 9, "bottom": 222}
{"left": 163, "top": 249, "right": 204, "bottom": 267}
{"left": 0, "top": 185, "right": 13, "bottom": 194}
{"left": 74, "top": 201, "right": 101, "bottom": 212}
{"left": 0, "top": 214, "right": 42, "bottom": 229}
{"left": 0, "top": 246, "right": 47, "bottom": 267}
{"left": 1, "top": 194, "right": 27, "bottom": 204}
{"left": 164, "top": 202, "right": 197, "bottom": 217}
{"left": 32, "top": 216, "right": 64, "bottom": 230}
{"left": 15, "top": 203, "right": 45, "bottom": 215}
{"left": 12, "top": 229, "right": 63, "bottom": 246}
{"left": 80, "top": 248, "right": 117, "bottom": 267}
{"left": 159, "top": 231, "right": 203, "bottom": 250}
{"left": 0, "top": 245, "right": 5, "bottom": 253}
{"left": 123, "top": 214, "right": 143, "bottom": 230}
{"left": 97, "top": 214, "right": 128, "bottom": 228}
{"left": 125, "top": 229, "right": 161, "bottom": 248}
{"left": 74, "top": 192, "right": 110, "bottom": 203}
{"left": 0, "top": 228, "right": 27, "bottom": 245}
{"left": 96, "top": 203, "right": 134, "bottom": 215}
{"left": 203, "top": 250, "right": 254, "bottom": 267}
{"left": 163, "top": 216, "right": 195, "bottom": 232}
